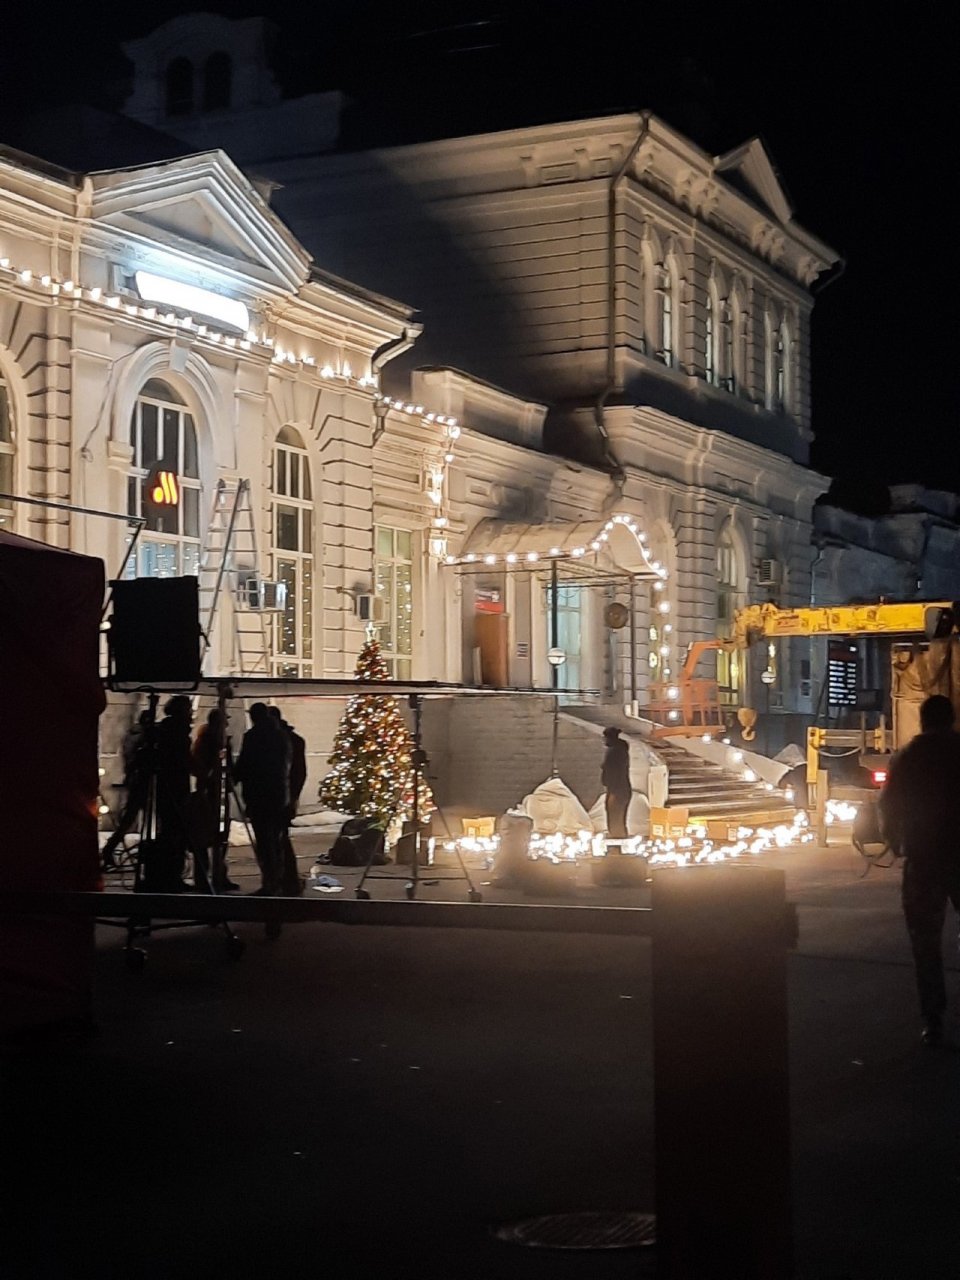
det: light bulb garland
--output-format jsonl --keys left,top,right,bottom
{"left": 2, "top": 249, "right": 681, "bottom": 687}
{"left": 375, "top": 394, "right": 463, "bottom": 560}
{"left": 0, "top": 249, "right": 383, "bottom": 388}
{"left": 446, "top": 808, "right": 812, "bottom": 866}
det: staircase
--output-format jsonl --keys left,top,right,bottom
{"left": 562, "top": 703, "right": 796, "bottom": 835}
{"left": 653, "top": 737, "right": 796, "bottom": 831}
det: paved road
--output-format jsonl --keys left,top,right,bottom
{"left": 1, "top": 838, "right": 957, "bottom": 1278}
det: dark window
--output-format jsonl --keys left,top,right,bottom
{"left": 203, "top": 52, "right": 232, "bottom": 112}
{"left": 166, "top": 58, "right": 194, "bottom": 117}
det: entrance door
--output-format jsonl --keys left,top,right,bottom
{"left": 547, "top": 585, "right": 582, "bottom": 692}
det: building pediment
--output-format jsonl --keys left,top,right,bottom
{"left": 88, "top": 151, "right": 310, "bottom": 293}
{"left": 714, "top": 137, "right": 793, "bottom": 225}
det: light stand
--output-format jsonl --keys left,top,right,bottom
{"left": 547, "top": 647, "right": 567, "bottom": 777}
{"left": 355, "top": 693, "right": 482, "bottom": 902}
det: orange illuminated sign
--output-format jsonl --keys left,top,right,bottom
{"left": 145, "top": 468, "right": 179, "bottom": 508}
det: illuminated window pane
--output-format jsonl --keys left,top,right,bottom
{"left": 396, "top": 563, "right": 412, "bottom": 656}
{"left": 271, "top": 431, "right": 314, "bottom": 676}
{"left": 375, "top": 525, "right": 416, "bottom": 674}
{"left": 302, "top": 558, "right": 313, "bottom": 660}
{"left": 182, "top": 542, "right": 200, "bottom": 576}
{"left": 128, "top": 383, "right": 201, "bottom": 579}
{"left": 277, "top": 559, "right": 298, "bottom": 655}
{"left": 375, "top": 559, "right": 394, "bottom": 651}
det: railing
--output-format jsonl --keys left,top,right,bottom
{"left": 644, "top": 677, "right": 726, "bottom": 737}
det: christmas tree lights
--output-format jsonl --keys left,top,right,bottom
{"left": 318, "top": 636, "right": 435, "bottom": 829}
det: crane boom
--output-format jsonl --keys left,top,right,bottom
{"left": 731, "top": 601, "right": 956, "bottom": 649}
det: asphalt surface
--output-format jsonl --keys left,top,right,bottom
{"left": 1, "top": 836, "right": 958, "bottom": 1279}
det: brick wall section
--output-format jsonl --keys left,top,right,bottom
{"left": 428, "top": 697, "right": 606, "bottom": 819}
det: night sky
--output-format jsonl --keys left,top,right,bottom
{"left": 1, "top": 2, "right": 955, "bottom": 497}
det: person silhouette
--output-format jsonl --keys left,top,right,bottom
{"left": 146, "top": 695, "right": 194, "bottom": 892}
{"left": 880, "top": 694, "right": 960, "bottom": 1046}
{"left": 234, "top": 703, "right": 290, "bottom": 896}
{"left": 601, "top": 726, "right": 632, "bottom": 842}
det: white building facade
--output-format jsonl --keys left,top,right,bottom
{"left": 265, "top": 114, "right": 838, "bottom": 745}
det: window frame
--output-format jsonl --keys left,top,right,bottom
{"left": 271, "top": 427, "right": 314, "bottom": 678}
{"left": 716, "top": 528, "right": 746, "bottom": 706}
{"left": 374, "top": 524, "right": 416, "bottom": 680}
{"left": 126, "top": 380, "right": 202, "bottom": 579}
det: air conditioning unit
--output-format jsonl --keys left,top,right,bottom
{"left": 239, "top": 577, "right": 288, "bottom": 611}
{"left": 756, "top": 558, "right": 782, "bottom": 587}
{"left": 356, "top": 593, "right": 387, "bottom": 624}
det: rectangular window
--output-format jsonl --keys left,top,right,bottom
{"left": 374, "top": 524, "right": 415, "bottom": 678}
{"left": 546, "top": 584, "right": 582, "bottom": 692}
{"left": 271, "top": 436, "right": 314, "bottom": 677}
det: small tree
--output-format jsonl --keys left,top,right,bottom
{"left": 318, "top": 636, "right": 435, "bottom": 829}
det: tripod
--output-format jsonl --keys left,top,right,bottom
{"left": 355, "top": 694, "right": 482, "bottom": 902}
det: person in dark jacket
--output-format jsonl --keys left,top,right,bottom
{"left": 270, "top": 706, "right": 307, "bottom": 896}
{"left": 601, "top": 726, "right": 632, "bottom": 841}
{"left": 148, "top": 695, "right": 194, "bottom": 892}
{"left": 191, "top": 708, "right": 239, "bottom": 892}
{"left": 879, "top": 694, "right": 960, "bottom": 1046}
{"left": 234, "top": 702, "right": 290, "bottom": 896}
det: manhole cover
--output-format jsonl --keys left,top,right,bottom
{"left": 494, "top": 1210, "right": 656, "bottom": 1250}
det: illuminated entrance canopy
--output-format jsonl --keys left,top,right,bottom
{"left": 441, "top": 513, "right": 666, "bottom": 580}
{"left": 134, "top": 270, "right": 250, "bottom": 331}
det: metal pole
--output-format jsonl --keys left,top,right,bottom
{"left": 550, "top": 558, "right": 559, "bottom": 691}
{"left": 411, "top": 695, "right": 421, "bottom": 887}
{"left": 629, "top": 576, "right": 637, "bottom": 708}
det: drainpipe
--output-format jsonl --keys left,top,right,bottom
{"left": 594, "top": 111, "right": 652, "bottom": 477}
{"left": 371, "top": 326, "right": 418, "bottom": 442}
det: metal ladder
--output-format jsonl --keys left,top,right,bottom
{"left": 197, "top": 478, "right": 272, "bottom": 675}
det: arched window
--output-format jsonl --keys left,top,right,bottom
{"left": 765, "top": 309, "right": 789, "bottom": 414}
{"left": 704, "top": 285, "right": 716, "bottom": 385}
{"left": 203, "top": 51, "right": 232, "bottom": 112}
{"left": 720, "top": 298, "right": 735, "bottom": 392}
{"left": 166, "top": 58, "right": 194, "bottom": 117}
{"left": 729, "top": 283, "right": 746, "bottom": 396}
{"left": 656, "top": 256, "right": 679, "bottom": 368}
{"left": 271, "top": 426, "right": 314, "bottom": 677}
{"left": 706, "top": 268, "right": 734, "bottom": 392}
{"left": 0, "top": 369, "right": 15, "bottom": 530}
{"left": 127, "top": 379, "right": 201, "bottom": 577}
{"left": 716, "top": 526, "right": 746, "bottom": 705}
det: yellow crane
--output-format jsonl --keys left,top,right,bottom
{"left": 647, "top": 599, "right": 960, "bottom": 840}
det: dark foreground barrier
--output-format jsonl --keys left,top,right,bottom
{"left": 1, "top": 863, "right": 797, "bottom": 1279}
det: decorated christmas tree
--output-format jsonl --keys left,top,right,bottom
{"left": 319, "top": 636, "right": 435, "bottom": 829}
